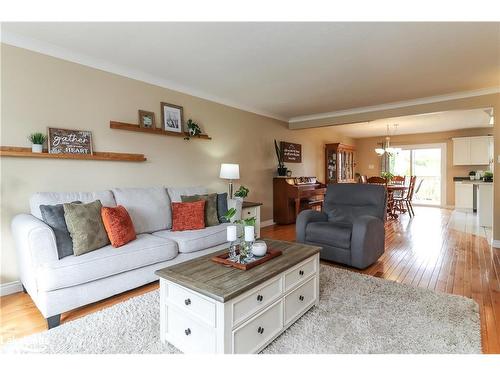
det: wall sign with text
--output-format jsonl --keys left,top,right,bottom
{"left": 281, "top": 141, "right": 302, "bottom": 163}
{"left": 48, "top": 128, "right": 93, "bottom": 155}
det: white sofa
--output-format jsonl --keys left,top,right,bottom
{"left": 11, "top": 186, "right": 242, "bottom": 329}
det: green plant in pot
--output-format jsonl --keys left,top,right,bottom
{"left": 483, "top": 171, "right": 493, "bottom": 182}
{"left": 381, "top": 171, "right": 394, "bottom": 183}
{"left": 28, "top": 132, "right": 46, "bottom": 153}
{"left": 469, "top": 170, "right": 476, "bottom": 180}
{"left": 274, "top": 140, "right": 287, "bottom": 176}
{"left": 234, "top": 185, "right": 249, "bottom": 199}
{"left": 184, "top": 119, "right": 202, "bottom": 140}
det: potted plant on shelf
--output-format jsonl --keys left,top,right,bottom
{"left": 274, "top": 140, "right": 287, "bottom": 176}
{"left": 28, "top": 132, "right": 46, "bottom": 153}
{"left": 184, "top": 119, "right": 202, "bottom": 140}
{"left": 483, "top": 171, "right": 493, "bottom": 182}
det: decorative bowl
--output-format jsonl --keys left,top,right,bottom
{"left": 252, "top": 241, "right": 267, "bottom": 257}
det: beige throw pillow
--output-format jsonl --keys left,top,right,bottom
{"left": 64, "top": 200, "right": 110, "bottom": 256}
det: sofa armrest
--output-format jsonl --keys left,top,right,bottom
{"left": 350, "top": 215, "right": 385, "bottom": 269}
{"left": 12, "top": 214, "right": 59, "bottom": 273}
{"left": 296, "top": 210, "right": 328, "bottom": 242}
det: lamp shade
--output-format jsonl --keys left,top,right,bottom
{"left": 219, "top": 163, "right": 240, "bottom": 179}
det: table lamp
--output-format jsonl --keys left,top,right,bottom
{"left": 219, "top": 163, "right": 240, "bottom": 198}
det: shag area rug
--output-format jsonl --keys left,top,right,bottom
{"left": 1, "top": 265, "right": 480, "bottom": 354}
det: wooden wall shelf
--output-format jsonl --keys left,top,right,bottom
{"left": 110, "top": 121, "right": 212, "bottom": 140}
{"left": 0, "top": 146, "right": 146, "bottom": 162}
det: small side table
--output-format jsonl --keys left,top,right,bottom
{"left": 242, "top": 201, "right": 262, "bottom": 238}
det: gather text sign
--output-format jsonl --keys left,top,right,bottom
{"left": 48, "top": 128, "right": 93, "bottom": 155}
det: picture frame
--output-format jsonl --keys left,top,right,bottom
{"left": 47, "top": 127, "right": 93, "bottom": 155}
{"left": 138, "top": 110, "right": 156, "bottom": 129}
{"left": 161, "top": 102, "right": 184, "bottom": 133}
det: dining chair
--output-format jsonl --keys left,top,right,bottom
{"left": 391, "top": 175, "right": 405, "bottom": 185}
{"left": 367, "top": 176, "right": 387, "bottom": 185}
{"left": 394, "top": 176, "right": 417, "bottom": 217}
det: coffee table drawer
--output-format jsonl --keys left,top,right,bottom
{"left": 168, "top": 282, "right": 216, "bottom": 327}
{"left": 284, "top": 276, "right": 317, "bottom": 325}
{"left": 166, "top": 305, "right": 216, "bottom": 353}
{"left": 232, "top": 300, "right": 283, "bottom": 354}
{"left": 284, "top": 256, "right": 317, "bottom": 291}
{"left": 232, "top": 277, "right": 282, "bottom": 326}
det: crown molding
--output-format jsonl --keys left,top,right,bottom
{"left": 288, "top": 87, "right": 500, "bottom": 123}
{"left": 1, "top": 31, "right": 288, "bottom": 122}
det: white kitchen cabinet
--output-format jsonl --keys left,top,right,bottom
{"left": 454, "top": 182, "right": 473, "bottom": 210}
{"left": 453, "top": 136, "right": 493, "bottom": 165}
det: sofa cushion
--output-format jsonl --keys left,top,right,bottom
{"left": 30, "top": 190, "right": 116, "bottom": 220}
{"left": 64, "top": 200, "right": 110, "bottom": 256}
{"left": 152, "top": 223, "right": 230, "bottom": 253}
{"left": 167, "top": 186, "right": 208, "bottom": 203}
{"left": 306, "top": 221, "right": 352, "bottom": 250}
{"left": 181, "top": 193, "right": 219, "bottom": 227}
{"left": 217, "top": 193, "right": 229, "bottom": 223}
{"left": 36, "top": 234, "right": 178, "bottom": 292}
{"left": 39, "top": 201, "right": 81, "bottom": 259}
{"left": 171, "top": 201, "right": 206, "bottom": 231}
{"left": 112, "top": 187, "right": 171, "bottom": 233}
{"left": 101, "top": 205, "right": 137, "bottom": 247}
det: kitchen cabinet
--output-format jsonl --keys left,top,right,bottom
{"left": 454, "top": 182, "right": 473, "bottom": 210}
{"left": 477, "top": 184, "right": 493, "bottom": 227}
{"left": 452, "top": 136, "right": 493, "bottom": 166}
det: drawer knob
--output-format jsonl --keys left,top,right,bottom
{"left": 184, "top": 298, "right": 191, "bottom": 306}
{"left": 256, "top": 294, "right": 264, "bottom": 302}
{"left": 299, "top": 295, "right": 304, "bottom": 301}
{"left": 185, "top": 328, "right": 191, "bottom": 336}
{"left": 299, "top": 270, "right": 304, "bottom": 276}
{"left": 257, "top": 326, "right": 264, "bottom": 334}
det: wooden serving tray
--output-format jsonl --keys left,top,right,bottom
{"left": 211, "top": 248, "right": 283, "bottom": 270}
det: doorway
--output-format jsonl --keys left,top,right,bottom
{"left": 388, "top": 143, "right": 446, "bottom": 206}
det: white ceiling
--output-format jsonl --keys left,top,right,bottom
{"left": 2, "top": 22, "right": 500, "bottom": 121}
{"left": 332, "top": 108, "right": 494, "bottom": 138}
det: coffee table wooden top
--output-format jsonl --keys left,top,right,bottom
{"left": 155, "top": 239, "right": 321, "bottom": 302}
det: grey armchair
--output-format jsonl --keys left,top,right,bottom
{"left": 296, "top": 183, "right": 386, "bottom": 269}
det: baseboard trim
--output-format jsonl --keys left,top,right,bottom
{"left": 0, "top": 281, "right": 23, "bottom": 296}
{"left": 260, "top": 219, "right": 275, "bottom": 228}
{"left": 491, "top": 240, "right": 500, "bottom": 248}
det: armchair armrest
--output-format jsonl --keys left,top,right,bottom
{"left": 350, "top": 215, "right": 385, "bottom": 269}
{"left": 11, "top": 214, "right": 59, "bottom": 292}
{"left": 296, "top": 210, "right": 328, "bottom": 242}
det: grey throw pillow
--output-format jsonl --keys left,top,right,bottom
{"left": 40, "top": 201, "right": 81, "bottom": 259}
{"left": 217, "top": 193, "right": 229, "bottom": 223}
{"left": 64, "top": 200, "right": 110, "bottom": 256}
{"left": 181, "top": 193, "right": 220, "bottom": 227}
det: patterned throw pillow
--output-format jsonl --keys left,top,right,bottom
{"left": 172, "top": 201, "right": 206, "bottom": 231}
{"left": 217, "top": 193, "right": 229, "bottom": 223}
{"left": 39, "top": 201, "right": 81, "bottom": 259}
{"left": 101, "top": 205, "right": 137, "bottom": 248}
{"left": 181, "top": 193, "right": 219, "bottom": 226}
{"left": 63, "top": 200, "right": 110, "bottom": 256}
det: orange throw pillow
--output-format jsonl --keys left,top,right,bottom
{"left": 172, "top": 200, "right": 206, "bottom": 231}
{"left": 101, "top": 205, "right": 137, "bottom": 248}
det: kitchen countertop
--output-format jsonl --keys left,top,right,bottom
{"left": 455, "top": 180, "right": 493, "bottom": 185}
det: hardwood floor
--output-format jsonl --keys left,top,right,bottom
{"left": 1, "top": 206, "right": 499, "bottom": 353}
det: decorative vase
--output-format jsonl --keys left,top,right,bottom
{"left": 32, "top": 144, "right": 43, "bottom": 153}
{"left": 277, "top": 167, "right": 287, "bottom": 176}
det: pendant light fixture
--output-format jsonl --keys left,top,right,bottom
{"left": 375, "top": 124, "right": 401, "bottom": 156}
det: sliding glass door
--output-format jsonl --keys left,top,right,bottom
{"left": 389, "top": 144, "right": 445, "bottom": 206}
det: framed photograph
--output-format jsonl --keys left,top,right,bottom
{"left": 138, "top": 110, "right": 156, "bottom": 129}
{"left": 48, "top": 127, "right": 93, "bottom": 155}
{"left": 161, "top": 102, "right": 184, "bottom": 133}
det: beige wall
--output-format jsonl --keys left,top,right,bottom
{"left": 0, "top": 44, "right": 353, "bottom": 283}
{"left": 355, "top": 128, "right": 493, "bottom": 207}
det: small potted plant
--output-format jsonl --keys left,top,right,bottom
{"left": 381, "top": 171, "right": 394, "bottom": 183}
{"left": 234, "top": 185, "right": 249, "bottom": 201}
{"left": 28, "top": 132, "right": 46, "bottom": 153}
{"left": 468, "top": 171, "right": 476, "bottom": 181}
{"left": 483, "top": 171, "right": 493, "bottom": 182}
{"left": 184, "top": 119, "right": 202, "bottom": 140}
{"left": 274, "top": 140, "right": 287, "bottom": 176}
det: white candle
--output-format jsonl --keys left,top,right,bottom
{"left": 227, "top": 225, "right": 237, "bottom": 242}
{"left": 244, "top": 226, "right": 255, "bottom": 242}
